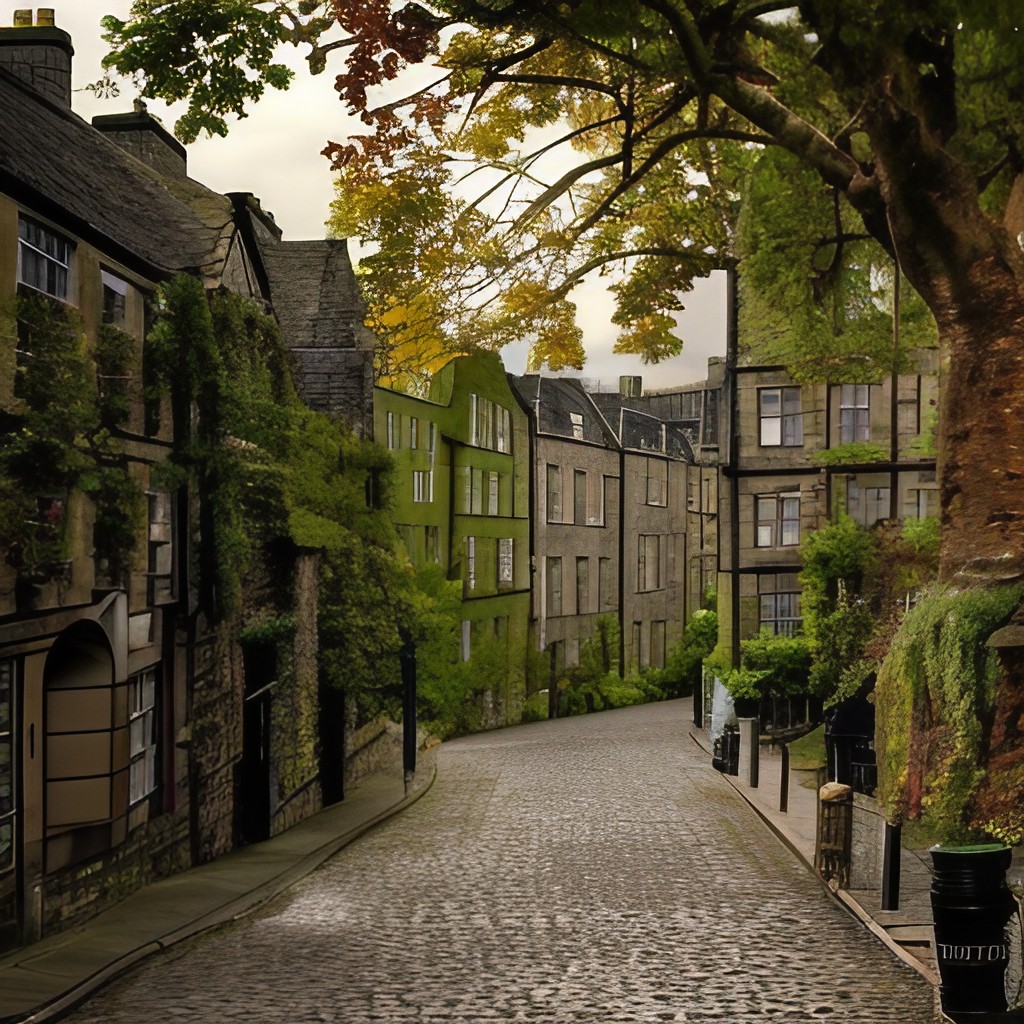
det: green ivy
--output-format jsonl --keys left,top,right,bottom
{"left": 811, "top": 441, "right": 889, "bottom": 466}
{"left": 95, "top": 323, "right": 136, "bottom": 428}
{"left": 0, "top": 294, "right": 141, "bottom": 584}
{"left": 875, "top": 582, "right": 1024, "bottom": 842}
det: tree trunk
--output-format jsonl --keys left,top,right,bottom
{"left": 863, "top": 101, "right": 1024, "bottom": 583}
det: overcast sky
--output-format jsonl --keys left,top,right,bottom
{"left": 56, "top": 2, "right": 726, "bottom": 388}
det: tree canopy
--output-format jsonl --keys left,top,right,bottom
{"left": 103, "top": 0, "right": 1024, "bottom": 577}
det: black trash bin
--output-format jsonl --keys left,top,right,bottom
{"left": 930, "top": 844, "right": 1018, "bottom": 1021}
{"left": 711, "top": 726, "right": 740, "bottom": 775}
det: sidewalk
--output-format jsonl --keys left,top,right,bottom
{"left": 0, "top": 755, "right": 436, "bottom": 1024}
{"left": 688, "top": 726, "right": 939, "bottom": 986}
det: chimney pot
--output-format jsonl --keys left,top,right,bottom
{"left": 36, "top": 9, "right": 55, "bottom": 26}
{"left": 12, "top": 10, "right": 31, "bottom": 26}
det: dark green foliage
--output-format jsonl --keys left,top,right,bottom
{"left": 95, "top": 324, "right": 137, "bottom": 428}
{"left": 657, "top": 609, "right": 718, "bottom": 699}
{"left": 150, "top": 277, "right": 454, "bottom": 725}
{"left": 0, "top": 295, "right": 141, "bottom": 582}
{"left": 102, "top": 1, "right": 295, "bottom": 143}
{"left": 556, "top": 618, "right": 665, "bottom": 717}
{"left": 734, "top": 632, "right": 813, "bottom": 701}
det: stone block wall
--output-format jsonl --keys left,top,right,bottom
{"left": 41, "top": 806, "right": 190, "bottom": 935}
{"left": 190, "top": 627, "right": 243, "bottom": 863}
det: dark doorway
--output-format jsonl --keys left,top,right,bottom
{"left": 239, "top": 642, "right": 275, "bottom": 844}
{"left": 318, "top": 682, "right": 345, "bottom": 806}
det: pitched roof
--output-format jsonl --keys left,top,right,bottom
{"left": 0, "top": 65, "right": 230, "bottom": 279}
{"left": 260, "top": 240, "right": 370, "bottom": 350}
{"left": 510, "top": 374, "right": 619, "bottom": 446}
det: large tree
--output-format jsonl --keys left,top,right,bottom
{"left": 102, "top": 1, "right": 1024, "bottom": 584}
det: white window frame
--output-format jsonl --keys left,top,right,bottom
{"left": 759, "top": 386, "right": 803, "bottom": 447}
{"left": 386, "top": 411, "right": 396, "bottom": 450}
{"left": 18, "top": 215, "right": 73, "bottom": 302}
{"left": 413, "top": 469, "right": 433, "bottom": 503}
{"left": 569, "top": 411, "right": 584, "bottom": 440}
{"left": 755, "top": 493, "right": 800, "bottom": 547}
{"left": 409, "top": 416, "right": 418, "bottom": 449}
{"left": 466, "top": 536, "right": 476, "bottom": 591}
{"left": 128, "top": 667, "right": 158, "bottom": 806}
{"left": 839, "top": 384, "right": 871, "bottom": 443}
{"left": 488, "top": 471, "right": 499, "bottom": 516}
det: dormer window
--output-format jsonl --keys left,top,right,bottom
{"left": 569, "top": 412, "right": 584, "bottom": 439}
{"left": 18, "top": 216, "right": 72, "bottom": 301}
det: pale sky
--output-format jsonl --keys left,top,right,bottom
{"left": 53, "top": 2, "right": 726, "bottom": 389}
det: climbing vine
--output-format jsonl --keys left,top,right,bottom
{"left": 875, "top": 582, "right": 1024, "bottom": 843}
{"left": 0, "top": 294, "right": 142, "bottom": 587}
{"left": 149, "top": 276, "right": 448, "bottom": 721}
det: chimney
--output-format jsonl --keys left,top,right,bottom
{"left": 93, "top": 103, "right": 188, "bottom": 178}
{"left": 619, "top": 375, "right": 643, "bottom": 398}
{"left": 0, "top": 9, "right": 73, "bottom": 108}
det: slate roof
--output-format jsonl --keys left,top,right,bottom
{"left": 510, "top": 374, "right": 619, "bottom": 446}
{"left": 590, "top": 392, "right": 694, "bottom": 460}
{"left": 260, "top": 240, "right": 370, "bottom": 351}
{"left": 0, "top": 65, "right": 231, "bottom": 279}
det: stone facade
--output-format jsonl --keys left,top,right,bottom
{"left": 0, "top": 17, "right": 376, "bottom": 952}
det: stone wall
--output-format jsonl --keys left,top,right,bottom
{"left": 190, "top": 626, "right": 243, "bottom": 863}
{"left": 41, "top": 807, "right": 190, "bottom": 935}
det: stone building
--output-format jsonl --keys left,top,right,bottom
{"left": 374, "top": 352, "right": 531, "bottom": 726}
{"left": 509, "top": 376, "right": 620, "bottom": 712}
{"left": 0, "top": 14, "right": 374, "bottom": 950}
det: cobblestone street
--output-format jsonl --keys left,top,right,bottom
{"left": 65, "top": 701, "right": 941, "bottom": 1023}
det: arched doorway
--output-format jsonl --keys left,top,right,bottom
{"left": 43, "top": 620, "right": 118, "bottom": 872}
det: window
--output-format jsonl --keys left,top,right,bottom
{"left": 413, "top": 470, "right": 433, "bottom": 503}
{"left": 498, "top": 538, "right": 514, "bottom": 584}
{"left": 759, "top": 387, "right": 803, "bottom": 447}
{"left": 638, "top": 534, "right": 662, "bottom": 591}
{"left": 428, "top": 422, "right": 437, "bottom": 460}
{"left": 650, "top": 621, "right": 666, "bottom": 670}
{"left": 386, "top": 411, "right": 396, "bottom": 450}
{"left": 599, "top": 557, "right": 614, "bottom": 611}
{"left": 546, "top": 556, "right": 562, "bottom": 616}
{"left": 425, "top": 526, "right": 439, "bottom": 563}
{"left": 460, "top": 620, "right": 471, "bottom": 662}
{"left": 632, "top": 621, "right": 643, "bottom": 671}
{"left": 147, "top": 491, "right": 174, "bottom": 603}
{"left": 759, "top": 575, "right": 802, "bottom": 636}
{"left": 755, "top": 493, "right": 800, "bottom": 547}
{"left": 546, "top": 464, "right": 562, "bottom": 522}
{"left": 409, "top": 416, "right": 418, "bottom": 449}
{"left": 101, "top": 270, "right": 128, "bottom": 325}
{"left": 576, "top": 556, "right": 590, "bottom": 614}
{"left": 466, "top": 536, "right": 476, "bottom": 591}
{"left": 569, "top": 411, "right": 584, "bottom": 440}
{"left": 839, "top": 384, "right": 870, "bottom": 443}
{"left": 496, "top": 405, "right": 511, "bottom": 453}
{"left": 488, "top": 471, "right": 499, "bottom": 515}
{"left": 470, "top": 468, "right": 483, "bottom": 515}
{"left": 846, "top": 479, "right": 890, "bottom": 526}
{"left": 128, "top": 668, "right": 158, "bottom": 805}
{"left": 702, "top": 389, "right": 719, "bottom": 445}
{"left": 646, "top": 458, "right": 668, "bottom": 506}
{"left": 471, "top": 394, "right": 511, "bottom": 452}
{"left": 18, "top": 216, "right": 72, "bottom": 300}
{"left": 574, "top": 470, "right": 587, "bottom": 524}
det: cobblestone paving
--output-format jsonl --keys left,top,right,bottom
{"left": 66, "top": 701, "right": 941, "bottom": 1022}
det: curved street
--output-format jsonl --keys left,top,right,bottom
{"left": 65, "top": 701, "right": 941, "bottom": 1023}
